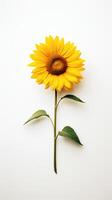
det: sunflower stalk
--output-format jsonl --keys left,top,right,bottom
{"left": 54, "top": 90, "right": 57, "bottom": 174}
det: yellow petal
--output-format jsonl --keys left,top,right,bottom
{"left": 50, "top": 76, "right": 59, "bottom": 90}
{"left": 64, "top": 73, "right": 79, "bottom": 83}
{"left": 35, "top": 72, "right": 48, "bottom": 83}
{"left": 56, "top": 37, "right": 64, "bottom": 54}
{"left": 43, "top": 74, "right": 52, "bottom": 89}
{"left": 28, "top": 62, "right": 37, "bottom": 67}
{"left": 66, "top": 50, "right": 81, "bottom": 62}
{"left": 36, "top": 43, "right": 49, "bottom": 57}
{"left": 32, "top": 67, "right": 46, "bottom": 73}
{"left": 56, "top": 75, "right": 64, "bottom": 91}
{"left": 64, "top": 79, "right": 72, "bottom": 89}
{"left": 68, "top": 59, "right": 85, "bottom": 68}
{"left": 61, "top": 42, "right": 76, "bottom": 58}
{"left": 45, "top": 35, "right": 56, "bottom": 55}
{"left": 66, "top": 67, "right": 83, "bottom": 77}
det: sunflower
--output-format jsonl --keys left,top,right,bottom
{"left": 29, "top": 36, "right": 85, "bottom": 91}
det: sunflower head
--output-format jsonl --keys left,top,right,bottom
{"left": 28, "top": 36, "right": 85, "bottom": 91}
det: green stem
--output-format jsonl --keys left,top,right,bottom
{"left": 56, "top": 98, "right": 61, "bottom": 109}
{"left": 54, "top": 90, "right": 57, "bottom": 174}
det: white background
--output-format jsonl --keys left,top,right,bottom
{"left": 0, "top": 0, "right": 112, "bottom": 199}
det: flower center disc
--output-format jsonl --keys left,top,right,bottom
{"left": 47, "top": 57, "right": 67, "bottom": 75}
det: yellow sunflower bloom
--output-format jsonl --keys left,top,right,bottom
{"left": 29, "top": 36, "right": 85, "bottom": 91}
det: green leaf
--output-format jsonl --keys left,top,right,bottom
{"left": 24, "top": 109, "right": 50, "bottom": 125}
{"left": 60, "top": 94, "right": 84, "bottom": 103}
{"left": 59, "top": 126, "right": 83, "bottom": 145}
